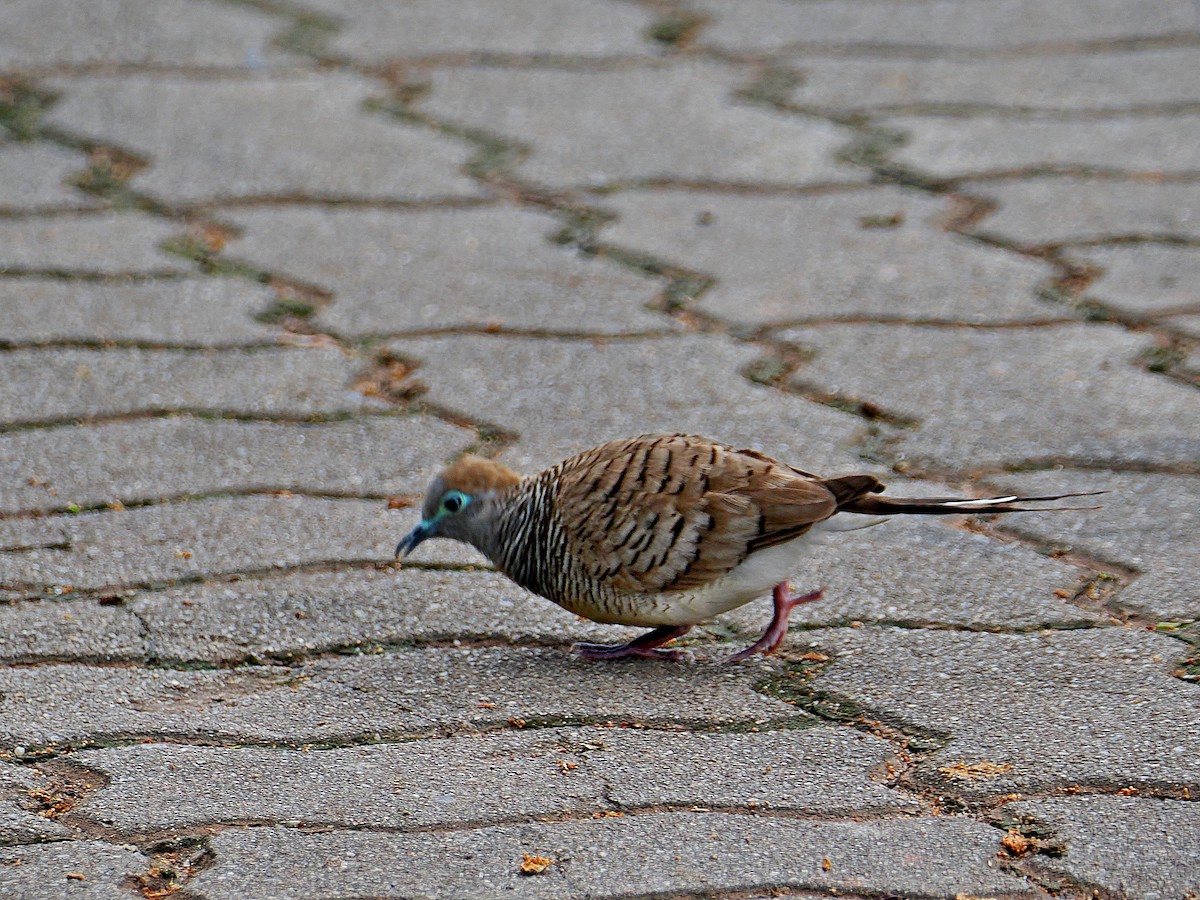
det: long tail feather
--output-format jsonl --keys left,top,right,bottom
{"left": 840, "top": 489, "right": 1107, "bottom": 516}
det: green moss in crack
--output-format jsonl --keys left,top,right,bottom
{"left": 646, "top": 13, "right": 705, "bottom": 47}
{"left": 0, "top": 83, "right": 54, "bottom": 139}
{"left": 1140, "top": 345, "right": 1186, "bottom": 374}
{"left": 744, "top": 357, "right": 789, "bottom": 387}
{"left": 256, "top": 299, "right": 317, "bottom": 325}
{"left": 660, "top": 274, "right": 713, "bottom": 311}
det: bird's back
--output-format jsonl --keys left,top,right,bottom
{"left": 489, "top": 434, "right": 858, "bottom": 624}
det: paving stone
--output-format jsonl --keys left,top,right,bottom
{"left": 0, "top": 346, "right": 384, "bottom": 424}
{"left": 1069, "top": 244, "right": 1200, "bottom": 317}
{"left": 692, "top": 0, "right": 1200, "bottom": 52}
{"left": 0, "top": 762, "right": 70, "bottom": 843}
{"left": 70, "top": 725, "right": 913, "bottom": 833}
{"left": 192, "top": 813, "right": 1030, "bottom": 899}
{"left": 0, "top": 213, "right": 190, "bottom": 274}
{"left": 221, "top": 206, "right": 671, "bottom": 335}
{"left": 802, "top": 627, "right": 1200, "bottom": 799}
{"left": 592, "top": 727, "right": 917, "bottom": 814}
{"left": 966, "top": 178, "right": 1200, "bottom": 245}
{"left": 883, "top": 114, "right": 1200, "bottom": 178}
{"left": 131, "top": 567, "right": 641, "bottom": 665}
{"left": 0, "top": 0, "right": 294, "bottom": 70}
{"left": 0, "top": 647, "right": 795, "bottom": 748}
{"left": 0, "top": 496, "right": 410, "bottom": 592}
{"left": 783, "top": 47, "right": 1200, "bottom": 112}
{"left": 73, "top": 731, "right": 606, "bottom": 832}
{"left": 985, "top": 470, "right": 1200, "bottom": 623}
{"left": 0, "top": 600, "right": 145, "bottom": 662}
{"left": 0, "top": 140, "right": 96, "bottom": 211}
{"left": 44, "top": 73, "right": 484, "bottom": 203}
{"left": 0, "top": 841, "right": 148, "bottom": 899}
{"left": 1008, "top": 795, "right": 1200, "bottom": 899}
{"left": 780, "top": 323, "right": 1200, "bottom": 471}
{"left": 775, "top": 517, "right": 1097, "bottom": 632}
{"left": 599, "top": 187, "right": 1057, "bottom": 325}
{"left": 291, "top": 0, "right": 655, "bottom": 60}
{"left": 0, "top": 277, "right": 280, "bottom": 346}
{"left": 387, "top": 333, "right": 867, "bottom": 475}
{"left": 420, "top": 62, "right": 860, "bottom": 189}
{"left": 0, "top": 415, "right": 473, "bottom": 514}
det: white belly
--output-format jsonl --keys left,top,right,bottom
{"left": 607, "top": 529, "right": 827, "bottom": 627}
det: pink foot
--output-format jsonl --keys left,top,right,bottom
{"left": 729, "top": 583, "right": 824, "bottom": 662}
{"left": 576, "top": 625, "right": 693, "bottom": 661}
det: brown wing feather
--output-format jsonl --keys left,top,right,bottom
{"left": 552, "top": 434, "right": 837, "bottom": 593}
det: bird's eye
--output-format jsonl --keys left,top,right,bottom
{"left": 442, "top": 491, "right": 468, "bottom": 513}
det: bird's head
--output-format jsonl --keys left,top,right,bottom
{"left": 395, "top": 455, "right": 523, "bottom": 559}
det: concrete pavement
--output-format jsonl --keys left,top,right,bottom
{"left": 1, "top": 1, "right": 1198, "bottom": 897}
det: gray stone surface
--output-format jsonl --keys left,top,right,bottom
{"left": 779, "top": 517, "right": 1098, "bottom": 631}
{"left": 0, "top": 277, "right": 281, "bottom": 346}
{"left": 192, "top": 813, "right": 1031, "bottom": 899}
{"left": 783, "top": 47, "right": 1200, "bottom": 112}
{"left": 0, "top": 213, "right": 190, "bottom": 274}
{"left": 0, "top": 496, "right": 408, "bottom": 592}
{"left": 221, "top": 206, "right": 671, "bottom": 335}
{"left": 292, "top": 0, "right": 656, "bottom": 60}
{"left": 0, "top": 415, "right": 473, "bottom": 514}
{"left": 693, "top": 0, "right": 1200, "bottom": 51}
{"left": 600, "top": 187, "right": 1059, "bottom": 325}
{"left": 987, "top": 470, "right": 1200, "bottom": 622}
{"left": 129, "top": 567, "right": 639, "bottom": 665}
{"left": 967, "top": 178, "right": 1200, "bottom": 245}
{"left": 0, "top": 140, "right": 94, "bottom": 211}
{"left": 0, "top": 762, "right": 70, "bottom": 843}
{"left": 884, "top": 114, "right": 1200, "bottom": 177}
{"left": 44, "top": 74, "right": 484, "bottom": 203}
{"left": 804, "top": 627, "right": 1200, "bottom": 798}
{"left": 0, "top": 647, "right": 795, "bottom": 748}
{"left": 420, "top": 62, "right": 861, "bottom": 188}
{"left": 782, "top": 323, "right": 1200, "bottom": 470}
{"left": 70, "top": 726, "right": 913, "bottom": 832}
{"left": 0, "top": 0, "right": 294, "bottom": 70}
{"left": 593, "top": 727, "right": 917, "bottom": 814}
{"left": 1070, "top": 244, "right": 1200, "bottom": 316}
{"left": 1009, "top": 795, "right": 1200, "bottom": 899}
{"left": 388, "top": 333, "right": 868, "bottom": 475}
{"left": 0, "top": 841, "right": 149, "bottom": 899}
{"left": 0, "top": 600, "right": 145, "bottom": 662}
{"left": 0, "top": 346, "right": 385, "bottom": 423}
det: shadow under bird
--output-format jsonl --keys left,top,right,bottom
{"left": 397, "top": 433, "right": 1101, "bottom": 661}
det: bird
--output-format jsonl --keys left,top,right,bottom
{"left": 396, "top": 433, "right": 1101, "bottom": 662}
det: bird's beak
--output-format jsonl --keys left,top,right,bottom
{"left": 395, "top": 521, "right": 433, "bottom": 559}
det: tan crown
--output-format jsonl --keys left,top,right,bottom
{"left": 438, "top": 455, "right": 523, "bottom": 495}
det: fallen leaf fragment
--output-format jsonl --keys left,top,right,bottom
{"left": 796, "top": 651, "right": 830, "bottom": 662}
{"left": 938, "top": 760, "right": 1015, "bottom": 781}
{"left": 1000, "top": 830, "right": 1031, "bottom": 856}
{"left": 519, "top": 853, "right": 553, "bottom": 875}
{"left": 821, "top": 857, "right": 832, "bottom": 872}
{"left": 66, "top": 873, "right": 86, "bottom": 881}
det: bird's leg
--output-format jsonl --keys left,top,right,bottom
{"left": 575, "top": 625, "right": 694, "bottom": 661}
{"left": 728, "top": 583, "right": 824, "bottom": 662}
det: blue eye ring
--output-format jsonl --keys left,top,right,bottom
{"left": 441, "top": 490, "right": 470, "bottom": 514}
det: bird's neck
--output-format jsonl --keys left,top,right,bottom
{"left": 485, "top": 479, "right": 560, "bottom": 599}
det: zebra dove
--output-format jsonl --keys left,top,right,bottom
{"left": 397, "top": 433, "right": 1099, "bottom": 661}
